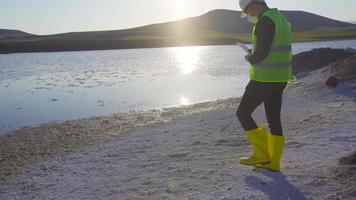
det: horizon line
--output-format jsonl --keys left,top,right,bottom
{"left": 1, "top": 8, "right": 355, "bottom": 36}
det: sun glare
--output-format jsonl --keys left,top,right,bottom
{"left": 173, "top": 0, "right": 190, "bottom": 18}
{"left": 171, "top": 46, "right": 205, "bottom": 75}
{"left": 179, "top": 95, "right": 190, "bottom": 105}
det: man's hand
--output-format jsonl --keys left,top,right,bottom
{"left": 245, "top": 54, "right": 252, "bottom": 63}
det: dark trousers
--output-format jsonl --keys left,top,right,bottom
{"left": 236, "top": 80, "right": 287, "bottom": 136}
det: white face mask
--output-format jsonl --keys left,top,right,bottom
{"left": 247, "top": 15, "right": 258, "bottom": 24}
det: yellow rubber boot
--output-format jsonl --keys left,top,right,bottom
{"left": 254, "top": 133, "right": 285, "bottom": 172}
{"left": 240, "top": 126, "right": 270, "bottom": 166}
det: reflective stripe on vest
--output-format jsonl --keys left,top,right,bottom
{"left": 254, "top": 61, "right": 292, "bottom": 68}
{"left": 270, "top": 45, "right": 291, "bottom": 53}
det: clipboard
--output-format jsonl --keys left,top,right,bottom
{"left": 236, "top": 42, "right": 250, "bottom": 53}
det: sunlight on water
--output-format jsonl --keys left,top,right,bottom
{"left": 1, "top": 39, "right": 356, "bottom": 134}
{"left": 179, "top": 95, "right": 190, "bottom": 105}
{"left": 170, "top": 46, "right": 205, "bottom": 75}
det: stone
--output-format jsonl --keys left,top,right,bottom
{"left": 326, "top": 76, "right": 341, "bottom": 87}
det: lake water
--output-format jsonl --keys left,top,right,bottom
{"left": 1, "top": 39, "right": 356, "bottom": 134}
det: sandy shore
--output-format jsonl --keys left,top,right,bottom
{"left": 0, "top": 53, "right": 356, "bottom": 199}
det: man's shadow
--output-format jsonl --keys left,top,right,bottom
{"left": 331, "top": 83, "right": 356, "bottom": 98}
{"left": 244, "top": 169, "right": 307, "bottom": 200}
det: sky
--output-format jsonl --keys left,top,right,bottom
{"left": 1, "top": 0, "right": 356, "bottom": 35}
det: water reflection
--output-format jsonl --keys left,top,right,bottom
{"left": 171, "top": 46, "right": 205, "bottom": 75}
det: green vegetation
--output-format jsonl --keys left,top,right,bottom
{"left": 292, "top": 26, "right": 356, "bottom": 42}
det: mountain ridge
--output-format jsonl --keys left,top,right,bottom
{"left": 1, "top": 9, "right": 356, "bottom": 53}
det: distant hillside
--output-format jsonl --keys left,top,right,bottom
{"left": 25, "top": 9, "right": 356, "bottom": 41}
{"left": 0, "top": 29, "right": 35, "bottom": 40}
{"left": 1, "top": 9, "right": 356, "bottom": 53}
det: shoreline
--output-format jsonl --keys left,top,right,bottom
{"left": 1, "top": 48, "right": 355, "bottom": 181}
{"left": 0, "top": 48, "right": 355, "bottom": 199}
{"left": 0, "top": 76, "right": 355, "bottom": 198}
{"left": 0, "top": 98, "right": 241, "bottom": 136}
{"left": 0, "top": 97, "right": 241, "bottom": 182}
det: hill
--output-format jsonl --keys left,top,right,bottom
{"left": 0, "top": 29, "right": 35, "bottom": 41}
{"left": 1, "top": 9, "right": 356, "bottom": 53}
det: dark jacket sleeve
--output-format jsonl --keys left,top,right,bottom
{"left": 246, "top": 16, "right": 276, "bottom": 65}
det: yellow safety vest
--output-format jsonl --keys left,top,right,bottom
{"left": 250, "top": 8, "right": 292, "bottom": 82}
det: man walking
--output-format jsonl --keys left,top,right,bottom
{"left": 237, "top": 0, "right": 292, "bottom": 172}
